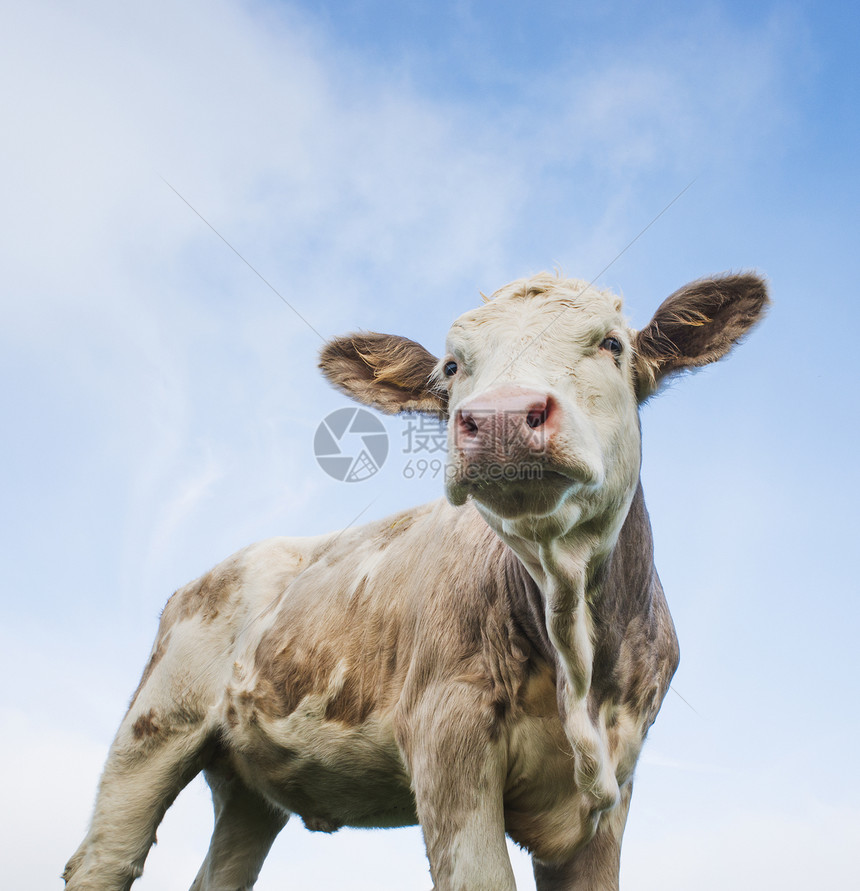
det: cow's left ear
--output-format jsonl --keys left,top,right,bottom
{"left": 633, "top": 273, "right": 770, "bottom": 400}
{"left": 319, "top": 332, "right": 448, "bottom": 417}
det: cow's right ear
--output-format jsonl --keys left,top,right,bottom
{"left": 319, "top": 332, "right": 448, "bottom": 418}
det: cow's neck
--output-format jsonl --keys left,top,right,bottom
{"left": 476, "top": 487, "right": 637, "bottom": 815}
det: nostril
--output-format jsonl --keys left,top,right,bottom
{"left": 526, "top": 399, "right": 550, "bottom": 429}
{"left": 459, "top": 411, "right": 479, "bottom": 436}
{"left": 526, "top": 407, "right": 547, "bottom": 429}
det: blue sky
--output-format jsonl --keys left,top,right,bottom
{"left": 2, "top": 0, "right": 859, "bottom": 888}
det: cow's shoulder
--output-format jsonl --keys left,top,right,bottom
{"left": 236, "top": 499, "right": 549, "bottom": 732}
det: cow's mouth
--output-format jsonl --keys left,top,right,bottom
{"left": 446, "top": 462, "right": 579, "bottom": 518}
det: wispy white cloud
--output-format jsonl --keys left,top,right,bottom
{"left": 142, "top": 450, "right": 223, "bottom": 572}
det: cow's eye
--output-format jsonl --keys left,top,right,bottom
{"left": 443, "top": 360, "right": 458, "bottom": 377}
{"left": 600, "top": 336, "right": 623, "bottom": 357}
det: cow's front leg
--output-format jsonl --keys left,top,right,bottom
{"left": 532, "top": 783, "right": 632, "bottom": 891}
{"left": 402, "top": 683, "right": 516, "bottom": 891}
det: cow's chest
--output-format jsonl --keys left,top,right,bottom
{"left": 500, "top": 663, "right": 643, "bottom": 862}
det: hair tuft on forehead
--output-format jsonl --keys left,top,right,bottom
{"left": 488, "top": 271, "right": 563, "bottom": 302}
{"left": 484, "top": 272, "right": 625, "bottom": 321}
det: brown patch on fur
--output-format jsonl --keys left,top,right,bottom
{"left": 120, "top": 704, "right": 205, "bottom": 766}
{"left": 160, "top": 564, "right": 242, "bottom": 631}
{"left": 193, "top": 568, "right": 240, "bottom": 622}
{"left": 319, "top": 332, "right": 447, "bottom": 417}
{"left": 251, "top": 633, "right": 338, "bottom": 721}
{"left": 323, "top": 638, "right": 377, "bottom": 726}
{"left": 251, "top": 567, "right": 402, "bottom": 727}
{"left": 634, "top": 272, "right": 769, "bottom": 398}
{"left": 132, "top": 708, "right": 161, "bottom": 740}
{"left": 582, "top": 484, "right": 680, "bottom": 735}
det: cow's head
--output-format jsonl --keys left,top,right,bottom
{"left": 320, "top": 272, "right": 768, "bottom": 543}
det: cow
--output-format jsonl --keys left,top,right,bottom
{"left": 64, "top": 270, "right": 768, "bottom": 890}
